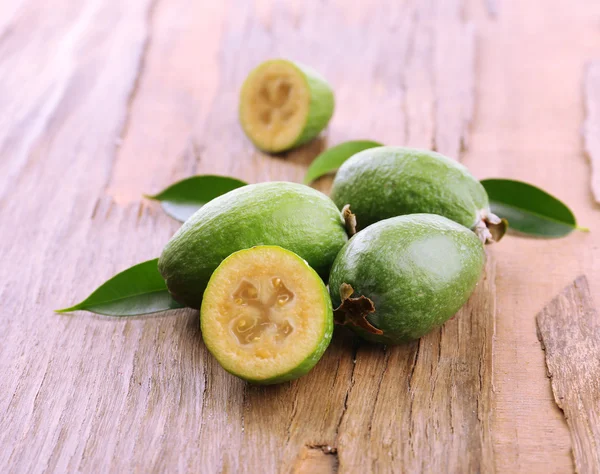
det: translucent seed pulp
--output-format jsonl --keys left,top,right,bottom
{"left": 228, "top": 277, "right": 296, "bottom": 351}
{"left": 254, "top": 74, "right": 297, "bottom": 131}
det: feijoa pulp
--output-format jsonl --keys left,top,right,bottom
{"left": 201, "top": 246, "right": 333, "bottom": 384}
{"left": 239, "top": 59, "right": 335, "bottom": 153}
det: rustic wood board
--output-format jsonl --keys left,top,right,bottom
{"left": 537, "top": 276, "right": 600, "bottom": 474}
{"left": 464, "top": 0, "right": 600, "bottom": 471}
{"left": 584, "top": 61, "right": 600, "bottom": 204}
{"left": 1, "top": 0, "right": 600, "bottom": 472}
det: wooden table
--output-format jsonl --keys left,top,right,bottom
{"left": 2, "top": 0, "right": 599, "bottom": 472}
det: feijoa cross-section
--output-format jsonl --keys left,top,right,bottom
{"left": 201, "top": 246, "right": 334, "bottom": 384}
{"left": 239, "top": 59, "right": 334, "bottom": 153}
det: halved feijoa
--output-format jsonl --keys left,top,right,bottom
{"left": 239, "top": 59, "right": 335, "bottom": 153}
{"left": 201, "top": 246, "right": 333, "bottom": 384}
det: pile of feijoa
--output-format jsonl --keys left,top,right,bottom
{"left": 154, "top": 59, "right": 507, "bottom": 384}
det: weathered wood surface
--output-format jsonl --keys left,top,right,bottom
{"left": 467, "top": 1, "right": 600, "bottom": 471}
{"left": 1, "top": 0, "right": 599, "bottom": 472}
{"left": 537, "top": 276, "right": 600, "bottom": 474}
{"left": 584, "top": 61, "right": 600, "bottom": 204}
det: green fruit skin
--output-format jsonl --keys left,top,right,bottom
{"left": 331, "top": 146, "right": 490, "bottom": 230}
{"left": 159, "top": 182, "right": 348, "bottom": 309}
{"left": 329, "top": 214, "right": 486, "bottom": 344}
{"left": 290, "top": 61, "right": 335, "bottom": 149}
{"left": 202, "top": 246, "right": 334, "bottom": 385}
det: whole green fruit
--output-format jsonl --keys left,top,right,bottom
{"left": 330, "top": 146, "right": 506, "bottom": 243}
{"left": 329, "top": 214, "right": 486, "bottom": 344}
{"left": 159, "top": 182, "right": 349, "bottom": 309}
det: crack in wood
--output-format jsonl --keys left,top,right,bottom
{"left": 407, "top": 338, "right": 421, "bottom": 390}
{"left": 102, "top": 0, "right": 162, "bottom": 203}
{"left": 90, "top": 197, "right": 102, "bottom": 219}
{"left": 399, "top": 8, "right": 419, "bottom": 146}
{"left": 583, "top": 61, "right": 600, "bottom": 204}
{"left": 284, "top": 384, "right": 300, "bottom": 445}
{"left": 117, "top": 0, "right": 161, "bottom": 146}
{"left": 199, "top": 361, "right": 210, "bottom": 434}
{"left": 484, "top": 0, "right": 499, "bottom": 18}
{"left": 333, "top": 338, "right": 360, "bottom": 446}
{"left": 406, "top": 339, "right": 421, "bottom": 461}
{"left": 136, "top": 202, "right": 145, "bottom": 223}
{"left": 366, "top": 347, "right": 390, "bottom": 440}
{"left": 240, "top": 383, "right": 247, "bottom": 435}
{"left": 292, "top": 444, "right": 339, "bottom": 474}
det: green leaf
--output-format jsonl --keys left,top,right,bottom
{"left": 146, "top": 175, "right": 247, "bottom": 222}
{"left": 480, "top": 179, "right": 587, "bottom": 238}
{"left": 56, "top": 259, "right": 184, "bottom": 316}
{"left": 303, "top": 140, "right": 383, "bottom": 184}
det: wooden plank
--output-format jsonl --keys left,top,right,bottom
{"left": 484, "top": 0, "right": 499, "bottom": 18}
{"left": 115, "top": 1, "right": 492, "bottom": 472}
{"left": 0, "top": 1, "right": 164, "bottom": 472}
{"left": 0, "top": 0, "right": 494, "bottom": 472}
{"left": 536, "top": 276, "right": 600, "bottom": 474}
{"left": 584, "top": 61, "right": 600, "bottom": 204}
{"left": 292, "top": 445, "right": 339, "bottom": 474}
{"left": 463, "top": 0, "right": 600, "bottom": 471}
{"left": 334, "top": 256, "right": 496, "bottom": 473}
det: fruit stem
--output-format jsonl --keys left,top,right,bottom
{"left": 342, "top": 204, "right": 357, "bottom": 237}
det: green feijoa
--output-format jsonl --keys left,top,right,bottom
{"left": 159, "top": 182, "right": 350, "bottom": 309}
{"left": 201, "top": 246, "right": 333, "bottom": 384}
{"left": 329, "top": 214, "right": 486, "bottom": 345}
{"left": 239, "top": 59, "right": 335, "bottom": 153}
{"left": 330, "top": 146, "right": 507, "bottom": 243}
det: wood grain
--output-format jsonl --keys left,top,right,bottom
{"left": 292, "top": 445, "right": 339, "bottom": 474}
{"left": 2, "top": 0, "right": 599, "bottom": 471}
{"left": 537, "top": 276, "right": 600, "bottom": 474}
{"left": 584, "top": 61, "right": 600, "bottom": 204}
{"left": 333, "top": 257, "right": 496, "bottom": 473}
{"left": 463, "top": 0, "right": 600, "bottom": 471}
{"left": 0, "top": 0, "right": 491, "bottom": 472}
{"left": 484, "top": 0, "right": 499, "bottom": 18}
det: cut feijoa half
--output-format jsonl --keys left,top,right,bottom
{"left": 201, "top": 246, "right": 334, "bottom": 384}
{"left": 239, "top": 59, "right": 335, "bottom": 153}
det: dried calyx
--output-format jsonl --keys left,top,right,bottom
{"left": 474, "top": 209, "right": 508, "bottom": 244}
{"left": 333, "top": 283, "right": 382, "bottom": 335}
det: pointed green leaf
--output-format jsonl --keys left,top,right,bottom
{"left": 480, "top": 179, "right": 586, "bottom": 238}
{"left": 303, "top": 140, "right": 383, "bottom": 184}
{"left": 56, "top": 259, "right": 184, "bottom": 316}
{"left": 146, "top": 175, "right": 247, "bottom": 222}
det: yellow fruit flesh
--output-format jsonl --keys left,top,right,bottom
{"left": 240, "top": 61, "right": 309, "bottom": 152}
{"left": 201, "top": 247, "right": 326, "bottom": 381}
